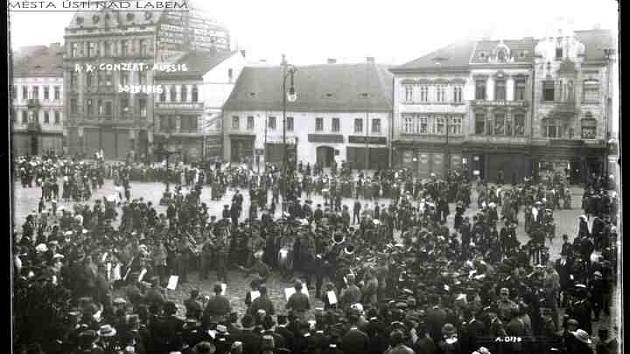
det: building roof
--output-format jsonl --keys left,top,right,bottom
{"left": 12, "top": 43, "right": 64, "bottom": 77}
{"left": 66, "top": 8, "right": 164, "bottom": 30}
{"left": 223, "top": 63, "right": 393, "bottom": 113}
{"left": 470, "top": 38, "right": 536, "bottom": 64}
{"left": 391, "top": 41, "right": 475, "bottom": 72}
{"left": 155, "top": 50, "right": 237, "bottom": 79}
{"left": 575, "top": 29, "right": 615, "bottom": 62}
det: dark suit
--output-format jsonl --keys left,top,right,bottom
{"left": 340, "top": 327, "right": 369, "bottom": 354}
{"left": 231, "top": 328, "right": 262, "bottom": 354}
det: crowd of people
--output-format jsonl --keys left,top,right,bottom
{"left": 13, "top": 154, "right": 619, "bottom": 354}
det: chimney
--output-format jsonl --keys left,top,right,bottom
{"left": 327, "top": 58, "right": 337, "bottom": 64}
{"left": 240, "top": 50, "right": 246, "bottom": 58}
{"left": 366, "top": 57, "right": 375, "bottom": 63}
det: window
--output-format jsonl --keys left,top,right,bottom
{"left": 419, "top": 116, "right": 429, "bottom": 134}
{"left": 495, "top": 80, "right": 506, "bottom": 100}
{"left": 544, "top": 119, "right": 562, "bottom": 138}
{"left": 247, "top": 116, "right": 254, "bottom": 130}
{"left": 581, "top": 119, "right": 597, "bottom": 139}
{"left": 555, "top": 47, "right": 563, "bottom": 59}
{"left": 121, "top": 72, "right": 129, "bottom": 86}
{"left": 191, "top": 85, "right": 198, "bottom": 102}
{"left": 54, "top": 86, "right": 60, "bottom": 100}
{"left": 170, "top": 86, "right": 177, "bottom": 101}
{"left": 315, "top": 117, "right": 323, "bottom": 131}
{"left": 104, "top": 41, "right": 111, "bottom": 57}
{"left": 104, "top": 101, "right": 112, "bottom": 116}
{"left": 22, "top": 86, "right": 27, "bottom": 100}
{"left": 43, "top": 87, "right": 49, "bottom": 100}
{"left": 567, "top": 80, "right": 574, "bottom": 102}
{"left": 449, "top": 116, "right": 463, "bottom": 135}
{"left": 139, "top": 71, "right": 147, "bottom": 85}
{"left": 32, "top": 86, "right": 39, "bottom": 99}
{"left": 21, "top": 111, "right": 28, "bottom": 124}
{"left": 268, "top": 116, "right": 277, "bottom": 130}
{"left": 121, "top": 40, "right": 129, "bottom": 56}
{"left": 435, "top": 116, "right": 445, "bottom": 135}
{"left": 70, "top": 98, "right": 77, "bottom": 114}
{"left": 475, "top": 112, "right": 485, "bottom": 135}
{"left": 419, "top": 86, "right": 429, "bottom": 102}
{"left": 372, "top": 119, "right": 381, "bottom": 133}
{"left": 486, "top": 114, "right": 493, "bottom": 135}
{"left": 43, "top": 112, "right": 49, "bottom": 124}
{"left": 104, "top": 71, "right": 113, "bottom": 86}
{"left": 232, "top": 116, "right": 239, "bottom": 129}
{"left": 435, "top": 86, "right": 446, "bottom": 102}
{"left": 86, "top": 99, "right": 94, "bottom": 116}
{"left": 497, "top": 48, "right": 507, "bottom": 62}
{"left": 475, "top": 80, "right": 486, "bottom": 100}
{"left": 12, "top": 85, "right": 16, "bottom": 100}
{"left": 332, "top": 118, "right": 340, "bottom": 132}
{"left": 228, "top": 68, "right": 233, "bottom": 81}
{"left": 121, "top": 98, "right": 130, "bottom": 117}
{"left": 514, "top": 80, "right": 526, "bottom": 101}
{"left": 88, "top": 42, "right": 98, "bottom": 57}
{"left": 543, "top": 81, "right": 555, "bottom": 102}
{"left": 138, "top": 98, "right": 147, "bottom": 118}
{"left": 494, "top": 112, "right": 505, "bottom": 135}
{"left": 139, "top": 39, "right": 150, "bottom": 56}
{"left": 514, "top": 113, "right": 525, "bottom": 136}
{"left": 54, "top": 111, "right": 60, "bottom": 124}
{"left": 287, "top": 117, "right": 294, "bottom": 131}
{"left": 453, "top": 86, "right": 463, "bottom": 103}
{"left": 505, "top": 113, "right": 513, "bottom": 136}
{"left": 404, "top": 85, "right": 413, "bottom": 102}
{"left": 71, "top": 42, "right": 79, "bottom": 57}
{"left": 160, "top": 89, "right": 166, "bottom": 102}
{"left": 181, "top": 116, "right": 198, "bottom": 132}
{"left": 181, "top": 85, "right": 188, "bottom": 102}
{"left": 354, "top": 118, "right": 363, "bottom": 133}
{"left": 97, "top": 99, "right": 103, "bottom": 115}
{"left": 402, "top": 115, "right": 414, "bottom": 134}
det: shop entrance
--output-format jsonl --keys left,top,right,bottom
{"left": 316, "top": 146, "right": 335, "bottom": 168}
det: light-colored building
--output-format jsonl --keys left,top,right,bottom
{"left": 531, "top": 28, "right": 615, "bottom": 183}
{"left": 390, "top": 41, "right": 473, "bottom": 178}
{"left": 390, "top": 27, "right": 615, "bottom": 182}
{"left": 153, "top": 50, "right": 247, "bottom": 162}
{"left": 11, "top": 43, "right": 65, "bottom": 156}
{"left": 222, "top": 60, "right": 393, "bottom": 170}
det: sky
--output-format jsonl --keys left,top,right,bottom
{"left": 8, "top": 0, "right": 618, "bottom": 65}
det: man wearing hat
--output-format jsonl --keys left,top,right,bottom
{"left": 184, "top": 289, "right": 203, "bottom": 320}
{"left": 248, "top": 285, "right": 275, "bottom": 317}
{"left": 385, "top": 329, "right": 414, "bottom": 354}
{"left": 231, "top": 314, "right": 262, "bottom": 354}
{"left": 203, "top": 283, "right": 232, "bottom": 324}
{"left": 570, "top": 329, "right": 594, "bottom": 354}
{"left": 96, "top": 324, "right": 118, "bottom": 352}
{"left": 340, "top": 314, "right": 369, "bottom": 354}
{"left": 76, "top": 329, "right": 104, "bottom": 353}
{"left": 286, "top": 280, "right": 310, "bottom": 321}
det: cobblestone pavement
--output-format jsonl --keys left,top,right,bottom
{"left": 12, "top": 179, "right": 619, "bottom": 331}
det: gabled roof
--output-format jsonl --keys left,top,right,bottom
{"left": 155, "top": 50, "right": 236, "bottom": 79}
{"left": 12, "top": 43, "right": 64, "bottom": 77}
{"left": 223, "top": 63, "right": 393, "bottom": 113}
{"left": 391, "top": 41, "right": 475, "bottom": 72}
{"left": 575, "top": 29, "right": 615, "bottom": 62}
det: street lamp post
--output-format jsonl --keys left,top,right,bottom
{"left": 281, "top": 57, "right": 297, "bottom": 210}
{"left": 159, "top": 127, "right": 180, "bottom": 205}
{"left": 603, "top": 48, "right": 615, "bottom": 185}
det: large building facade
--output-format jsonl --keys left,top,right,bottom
{"left": 390, "top": 28, "right": 614, "bottom": 182}
{"left": 63, "top": 5, "right": 231, "bottom": 161}
{"left": 222, "top": 61, "right": 393, "bottom": 170}
{"left": 153, "top": 50, "right": 246, "bottom": 162}
{"left": 11, "top": 43, "right": 65, "bottom": 156}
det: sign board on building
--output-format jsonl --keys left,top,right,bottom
{"left": 471, "top": 100, "right": 529, "bottom": 107}
{"left": 255, "top": 148, "right": 264, "bottom": 155}
{"left": 348, "top": 136, "right": 387, "bottom": 145}
{"left": 307, "top": 134, "right": 344, "bottom": 143}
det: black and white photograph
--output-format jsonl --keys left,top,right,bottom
{"left": 8, "top": 0, "right": 621, "bottom": 353}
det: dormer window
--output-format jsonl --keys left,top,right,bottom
{"left": 127, "top": 13, "right": 135, "bottom": 21}
{"left": 92, "top": 15, "right": 100, "bottom": 23}
{"left": 144, "top": 11, "right": 153, "bottom": 20}
{"left": 76, "top": 16, "right": 84, "bottom": 25}
{"left": 497, "top": 49, "right": 507, "bottom": 62}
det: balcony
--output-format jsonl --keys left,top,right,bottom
{"left": 26, "top": 99, "right": 40, "bottom": 109}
